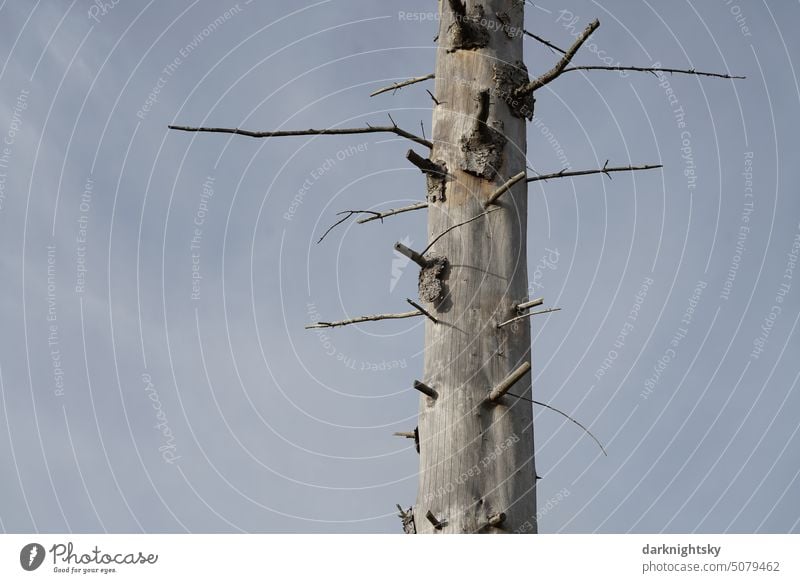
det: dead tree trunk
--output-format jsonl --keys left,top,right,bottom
{"left": 168, "top": 1, "right": 741, "bottom": 534}
{"left": 413, "top": 0, "right": 536, "bottom": 534}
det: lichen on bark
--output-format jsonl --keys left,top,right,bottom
{"left": 418, "top": 256, "right": 448, "bottom": 303}
{"left": 447, "top": 3, "right": 489, "bottom": 51}
{"left": 492, "top": 61, "right": 535, "bottom": 120}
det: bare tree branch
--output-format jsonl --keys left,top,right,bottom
{"left": 527, "top": 162, "right": 662, "bottom": 184}
{"left": 487, "top": 362, "right": 531, "bottom": 402}
{"left": 516, "top": 297, "right": 544, "bottom": 312}
{"left": 484, "top": 171, "right": 527, "bottom": 207}
{"left": 497, "top": 307, "right": 561, "bottom": 329}
{"left": 394, "top": 241, "right": 430, "bottom": 268}
{"left": 561, "top": 65, "right": 745, "bottom": 80}
{"left": 317, "top": 210, "right": 381, "bottom": 244}
{"left": 356, "top": 202, "right": 428, "bottom": 224}
{"left": 370, "top": 73, "right": 435, "bottom": 97}
{"left": 517, "top": 18, "right": 600, "bottom": 94}
{"left": 505, "top": 391, "right": 608, "bottom": 456}
{"left": 523, "top": 30, "right": 566, "bottom": 54}
{"left": 425, "top": 89, "right": 442, "bottom": 106}
{"left": 421, "top": 207, "right": 500, "bottom": 256}
{"left": 168, "top": 122, "right": 432, "bottom": 149}
{"left": 305, "top": 310, "right": 423, "bottom": 329}
{"left": 406, "top": 299, "right": 439, "bottom": 324}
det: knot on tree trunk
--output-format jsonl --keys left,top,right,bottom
{"left": 447, "top": 2, "right": 489, "bottom": 52}
{"left": 460, "top": 89, "right": 507, "bottom": 180}
{"left": 493, "top": 61, "right": 535, "bottom": 120}
{"left": 418, "top": 256, "right": 448, "bottom": 304}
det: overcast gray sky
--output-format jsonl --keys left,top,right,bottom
{"left": 0, "top": 0, "right": 798, "bottom": 533}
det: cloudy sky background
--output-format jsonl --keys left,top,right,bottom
{"left": 0, "top": 0, "right": 798, "bottom": 533}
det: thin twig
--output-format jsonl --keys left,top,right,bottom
{"left": 168, "top": 123, "right": 432, "bottom": 149}
{"left": 317, "top": 210, "right": 380, "bottom": 244}
{"left": 506, "top": 392, "right": 608, "bottom": 456}
{"left": 425, "top": 89, "right": 442, "bottom": 105}
{"left": 306, "top": 310, "right": 422, "bottom": 329}
{"left": 517, "top": 18, "right": 600, "bottom": 94}
{"left": 497, "top": 307, "right": 561, "bottom": 329}
{"left": 370, "top": 73, "right": 435, "bottom": 97}
{"left": 561, "top": 65, "right": 745, "bottom": 80}
{"left": 356, "top": 202, "right": 428, "bottom": 224}
{"left": 406, "top": 298, "right": 438, "bottom": 324}
{"left": 527, "top": 163, "right": 662, "bottom": 184}
{"left": 523, "top": 30, "right": 566, "bottom": 54}
{"left": 421, "top": 207, "right": 500, "bottom": 256}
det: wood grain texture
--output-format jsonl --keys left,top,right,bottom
{"left": 414, "top": 0, "right": 537, "bottom": 534}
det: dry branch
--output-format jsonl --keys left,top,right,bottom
{"left": 370, "top": 73, "right": 435, "bottom": 97}
{"left": 505, "top": 391, "right": 608, "bottom": 456}
{"left": 497, "top": 307, "right": 561, "bottom": 329}
{"left": 527, "top": 162, "right": 662, "bottom": 184}
{"left": 487, "top": 362, "right": 532, "bottom": 402}
{"left": 317, "top": 210, "right": 380, "bottom": 244}
{"left": 406, "top": 149, "right": 443, "bottom": 174}
{"left": 406, "top": 298, "right": 439, "bottom": 324}
{"left": 413, "top": 380, "right": 438, "bottom": 400}
{"left": 425, "top": 510, "right": 445, "bottom": 530}
{"left": 168, "top": 122, "right": 432, "bottom": 149}
{"left": 394, "top": 241, "right": 429, "bottom": 268}
{"left": 517, "top": 18, "right": 600, "bottom": 94}
{"left": 516, "top": 297, "right": 544, "bottom": 312}
{"left": 356, "top": 202, "right": 428, "bottom": 224}
{"left": 523, "top": 30, "right": 566, "bottom": 54}
{"left": 561, "top": 65, "right": 745, "bottom": 80}
{"left": 305, "top": 310, "right": 422, "bottom": 329}
{"left": 421, "top": 207, "right": 499, "bottom": 255}
{"left": 484, "top": 171, "right": 527, "bottom": 207}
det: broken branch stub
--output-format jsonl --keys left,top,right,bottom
{"left": 407, "top": 149, "right": 448, "bottom": 203}
{"left": 425, "top": 510, "right": 446, "bottom": 530}
{"left": 413, "top": 380, "right": 438, "bottom": 400}
{"left": 487, "top": 362, "right": 532, "bottom": 403}
{"left": 516, "top": 297, "right": 544, "bottom": 312}
{"left": 394, "top": 241, "right": 429, "bottom": 268}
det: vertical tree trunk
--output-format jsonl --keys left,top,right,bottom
{"left": 414, "top": 0, "right": 537, "bottom": 533}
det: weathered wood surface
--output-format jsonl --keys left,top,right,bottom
{"left": 414, "top": 0, "right": 537, "bottom": 534}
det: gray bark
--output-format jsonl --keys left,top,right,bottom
{"left": 414, "top": 0, "right": 537, "bottom": 534}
